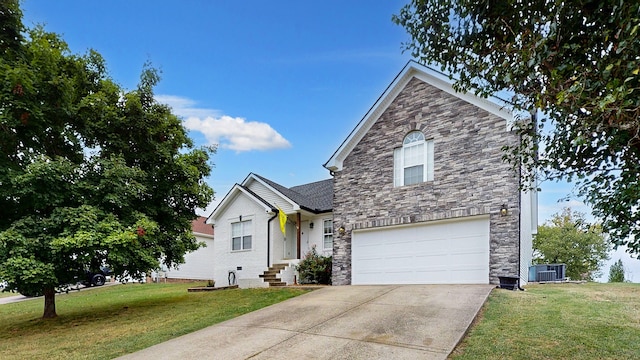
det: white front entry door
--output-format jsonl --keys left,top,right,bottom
{"left": 300, "top": 221, "right": 310, "bottom": 257}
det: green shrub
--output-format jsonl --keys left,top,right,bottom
{"left": 296, "top": 246, "right": 332, "bottom": 285}
{"left": 608, "top": 259, "right": 626, "bottom": 282}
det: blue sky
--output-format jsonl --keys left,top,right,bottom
{"left": 21, "top": 0, "right": 639, "bottom": 281}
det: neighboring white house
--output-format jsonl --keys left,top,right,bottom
{"left": 207, "top": 173, "right": 333, "bottom": 288}
{"left": 158, "top": 216, "right": 215, "bottom": 281}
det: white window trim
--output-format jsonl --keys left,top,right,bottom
{"left": 394, "top": 132, "right": 434, "bottom": 187}
{"left": 231, "top": 218, "right": 252, "bottom": 252}
{"left": 322, "top": 219, "right": 333, "bottom": 250}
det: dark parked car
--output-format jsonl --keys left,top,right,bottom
{"left": 82, "top": 266, "right": 111, "bottom": 287}
{"left": 16, "top": 266, "right": 112, "bottom": 297}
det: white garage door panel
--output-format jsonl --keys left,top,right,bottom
{"left": 352, "top": 216, "right": 490, "bottom": 284}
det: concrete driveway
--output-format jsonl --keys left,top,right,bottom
{"left": 117, "top": 284, "right": 493, "bottom": 360}
{"left": 0, "top": 294, "right": 35, "bottom": 305}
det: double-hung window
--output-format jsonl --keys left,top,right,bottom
{"left": 323, "top": 219, "right": 333, "bottom": 250}
{"left": 231, "top": 220, "right": 252, "bottom": 251}
{"left": 394, "top": 131, "right": 434, "bottom": 187}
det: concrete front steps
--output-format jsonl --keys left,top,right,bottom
{"left": 259, "top": 263, "right": 288, "bottom": 287}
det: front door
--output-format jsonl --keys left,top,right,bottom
{"left": 300, "top": 221, "right": 310, "bottom": 257}
{"left": 284, "top": 221, "right": 296, "bottom": 259}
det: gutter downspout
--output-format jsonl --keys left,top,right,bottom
{"left": 267, "top": 211, "right": 278, "bottom": 268}
{"left": 517, "top": 110, "right": 536, "bottom": 291}
{"left": 297, "top": 212, "right": 301, "bottom": 259}
{"left": 518, "top": 128, "right": 522, "bottom": 289}
{"left": 518, "top": 164, "right": 524, "bottom": 291}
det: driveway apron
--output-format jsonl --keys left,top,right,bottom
{"left": 117, "top": 284, "right": 493, "bottom": 360}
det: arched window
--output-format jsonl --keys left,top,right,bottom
{"left": 394, "top": 131, "right": 434, "bottom": 186}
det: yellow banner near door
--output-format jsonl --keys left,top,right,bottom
{"left": 277, "top": 205, "right": 287, "bottom": 236}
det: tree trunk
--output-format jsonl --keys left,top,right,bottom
{"left": 42, "top": 287, "right": 57, "bottom": 319}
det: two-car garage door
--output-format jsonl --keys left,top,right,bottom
{"left": 351, "top": 216, "right": 490, "bottom": 285}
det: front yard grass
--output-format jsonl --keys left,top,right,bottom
{"left": 450, "top": 282, "right": 640, "bottom": 359}
{"left": 0, "top": 282, "right": 309, "bottom": 360}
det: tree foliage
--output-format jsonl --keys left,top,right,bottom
{"left": 0, "top": 0, "right": 214, "bottom": 318}
{"left": 608, "top": 259, "right": 626, "bottom": 282}
{"left": 0, "top": 0, "right": 22, "bottom": 54}
{"left": 394, "top": 0, "right": 640, "bottom": 253}
{"left": 533, "top": 208, "right": 610, "bottom": 281}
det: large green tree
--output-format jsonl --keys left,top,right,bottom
{"left": 394, "top": 1, "right": 640, "bottom": 253}
{"left": 533, "top": 208, "right": 610, "bottom": 281}
{"left": 0, "top": 1, "right": 214, "bottom": 318}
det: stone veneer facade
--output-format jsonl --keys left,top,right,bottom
{"left": 332, "top": 77, "right": 521, "bottom": 285}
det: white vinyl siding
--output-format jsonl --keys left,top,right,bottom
{"left": 231, "top": 220, "right": 252, "bottom": 251}
{"left": 323, "top": 219, "right": 333, "bottom": 250}
{"left": 394, "top": 131, "right": 434, "bottom": 187}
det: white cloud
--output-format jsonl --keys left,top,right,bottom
{"left": 155, "top": 95, "right": 222, "bottom": 119}
{"left": 156, "top": 95, "right": 291, "bottom": 152}
{"left": 183, "top": 115, "right": 291, "bottom": 152}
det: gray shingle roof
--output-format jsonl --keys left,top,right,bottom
{"left": 253, "top": 174, "right": 333, "bottom": 213}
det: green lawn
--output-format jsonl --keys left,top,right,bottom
{"left": 450, "top": 282, "right": 640, "bottom": 360}
{"left": 0, "top": 282, "right": 309, "bottom": 360}
{"left": 3, "top": 282, "right": 637, "bottom": 360}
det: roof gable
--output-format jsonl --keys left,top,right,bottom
{"left": 206, "top": 183, "right": 275, "bottom": 224}
{"left": 248, "top": 174, "right": 301, "bottom": 210}
{"left": 250, "top": 174, "right": 333, "bottom": 213}
{"left": 207, "top": 173, "right": 333, "bottom": 224}
{"left": 324, "top": 61, "right": 517, "bottom": 172}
